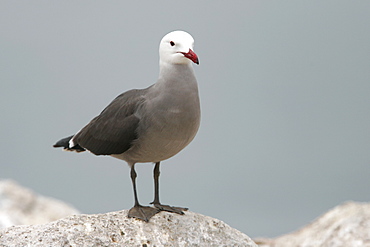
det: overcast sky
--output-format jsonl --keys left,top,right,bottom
{"left": 1, "top": 1, "right": 370, "bottom": 238}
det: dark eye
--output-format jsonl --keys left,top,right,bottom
{"left": 170, "top": 41, "right": 175, "bottom": 46}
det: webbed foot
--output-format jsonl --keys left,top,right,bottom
{"left": 128, "top": 205, "right": 160, "bottom": 222}
{"left": 152, "top": 203, "right": 188, "bottom": 215}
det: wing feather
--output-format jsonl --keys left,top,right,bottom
{"left": 73, "top": 89, "right": 146, "bottom": 155}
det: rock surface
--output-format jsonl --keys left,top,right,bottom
{"left": 255, "top": 201, "right": 370, "bottom": 247}
{"left": 0, "top": 180, "right": 79, "bottom": 229}
{"left": 0, "top": 209, "right": 257, "bottom": 247}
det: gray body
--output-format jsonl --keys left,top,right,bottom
{"left": 112, "top": 64, "right": 200, "bottom": 164}
{"left": 64, "top": 63, "right": 200, "bottom": 166}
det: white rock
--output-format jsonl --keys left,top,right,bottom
{"left": 0, "top": 180, "right": 79, "bottom": 229}
{"left": 255, "top": 201, "right": 370, "bottom": 247}
{"left": 0, "top": 209, "right": 257, "bottom": 246}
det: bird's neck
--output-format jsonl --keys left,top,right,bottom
{"left": 159, "top": 62, "right": 195, "bottom": 81}
{"left": 154, "top": 62, "right": 198, "bottom": 96}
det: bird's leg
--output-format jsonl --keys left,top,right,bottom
{"left": 128, "top": 164, "right": 159, "bottom": 222}
{"left": 151, "top": 161, "right": 161, "bottom": 205}
{"left": 150, "top": 162, "right": 188, "bottom": 215}
{"left": 131, "top": 164, "right": 141, "bottom": 207}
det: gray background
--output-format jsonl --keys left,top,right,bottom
{"left": 1, "top": 1, "right": 369, "bottom": 238}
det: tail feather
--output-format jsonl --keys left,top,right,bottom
{"left": 53, "top": 135, "right": 85, "bottom": 152}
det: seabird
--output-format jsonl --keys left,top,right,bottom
{"left": 53, "top": 30, "right": 200, "bottom": 222}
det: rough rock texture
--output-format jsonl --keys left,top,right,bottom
{"left": 0, "top": 180, "right": 79, "bottom": 229}
{"left": 255, "top": 201, "right": 370, "bottom": 247}
{"left": 0, "top": 210, "right": 257, "bottom": 247}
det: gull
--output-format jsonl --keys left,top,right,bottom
{"left": 53, "top": 30, "right": 200, "bottom": 222}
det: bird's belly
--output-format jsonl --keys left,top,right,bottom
{"left": 112, "top": 129, "right": 196, "bottom": 163}
{"left": 112, "top": 112, "right": 200, "bottom": 164}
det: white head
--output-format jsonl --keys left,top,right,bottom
{"left": 159, "top": 30, "right": 199, "bottom": 66}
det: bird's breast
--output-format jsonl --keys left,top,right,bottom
{"left": 115, "top": 91, "right": 200, "bottom": 164}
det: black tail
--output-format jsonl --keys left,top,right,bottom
{"left": 53, "top": 135, "right": 85, "bottom": 152}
